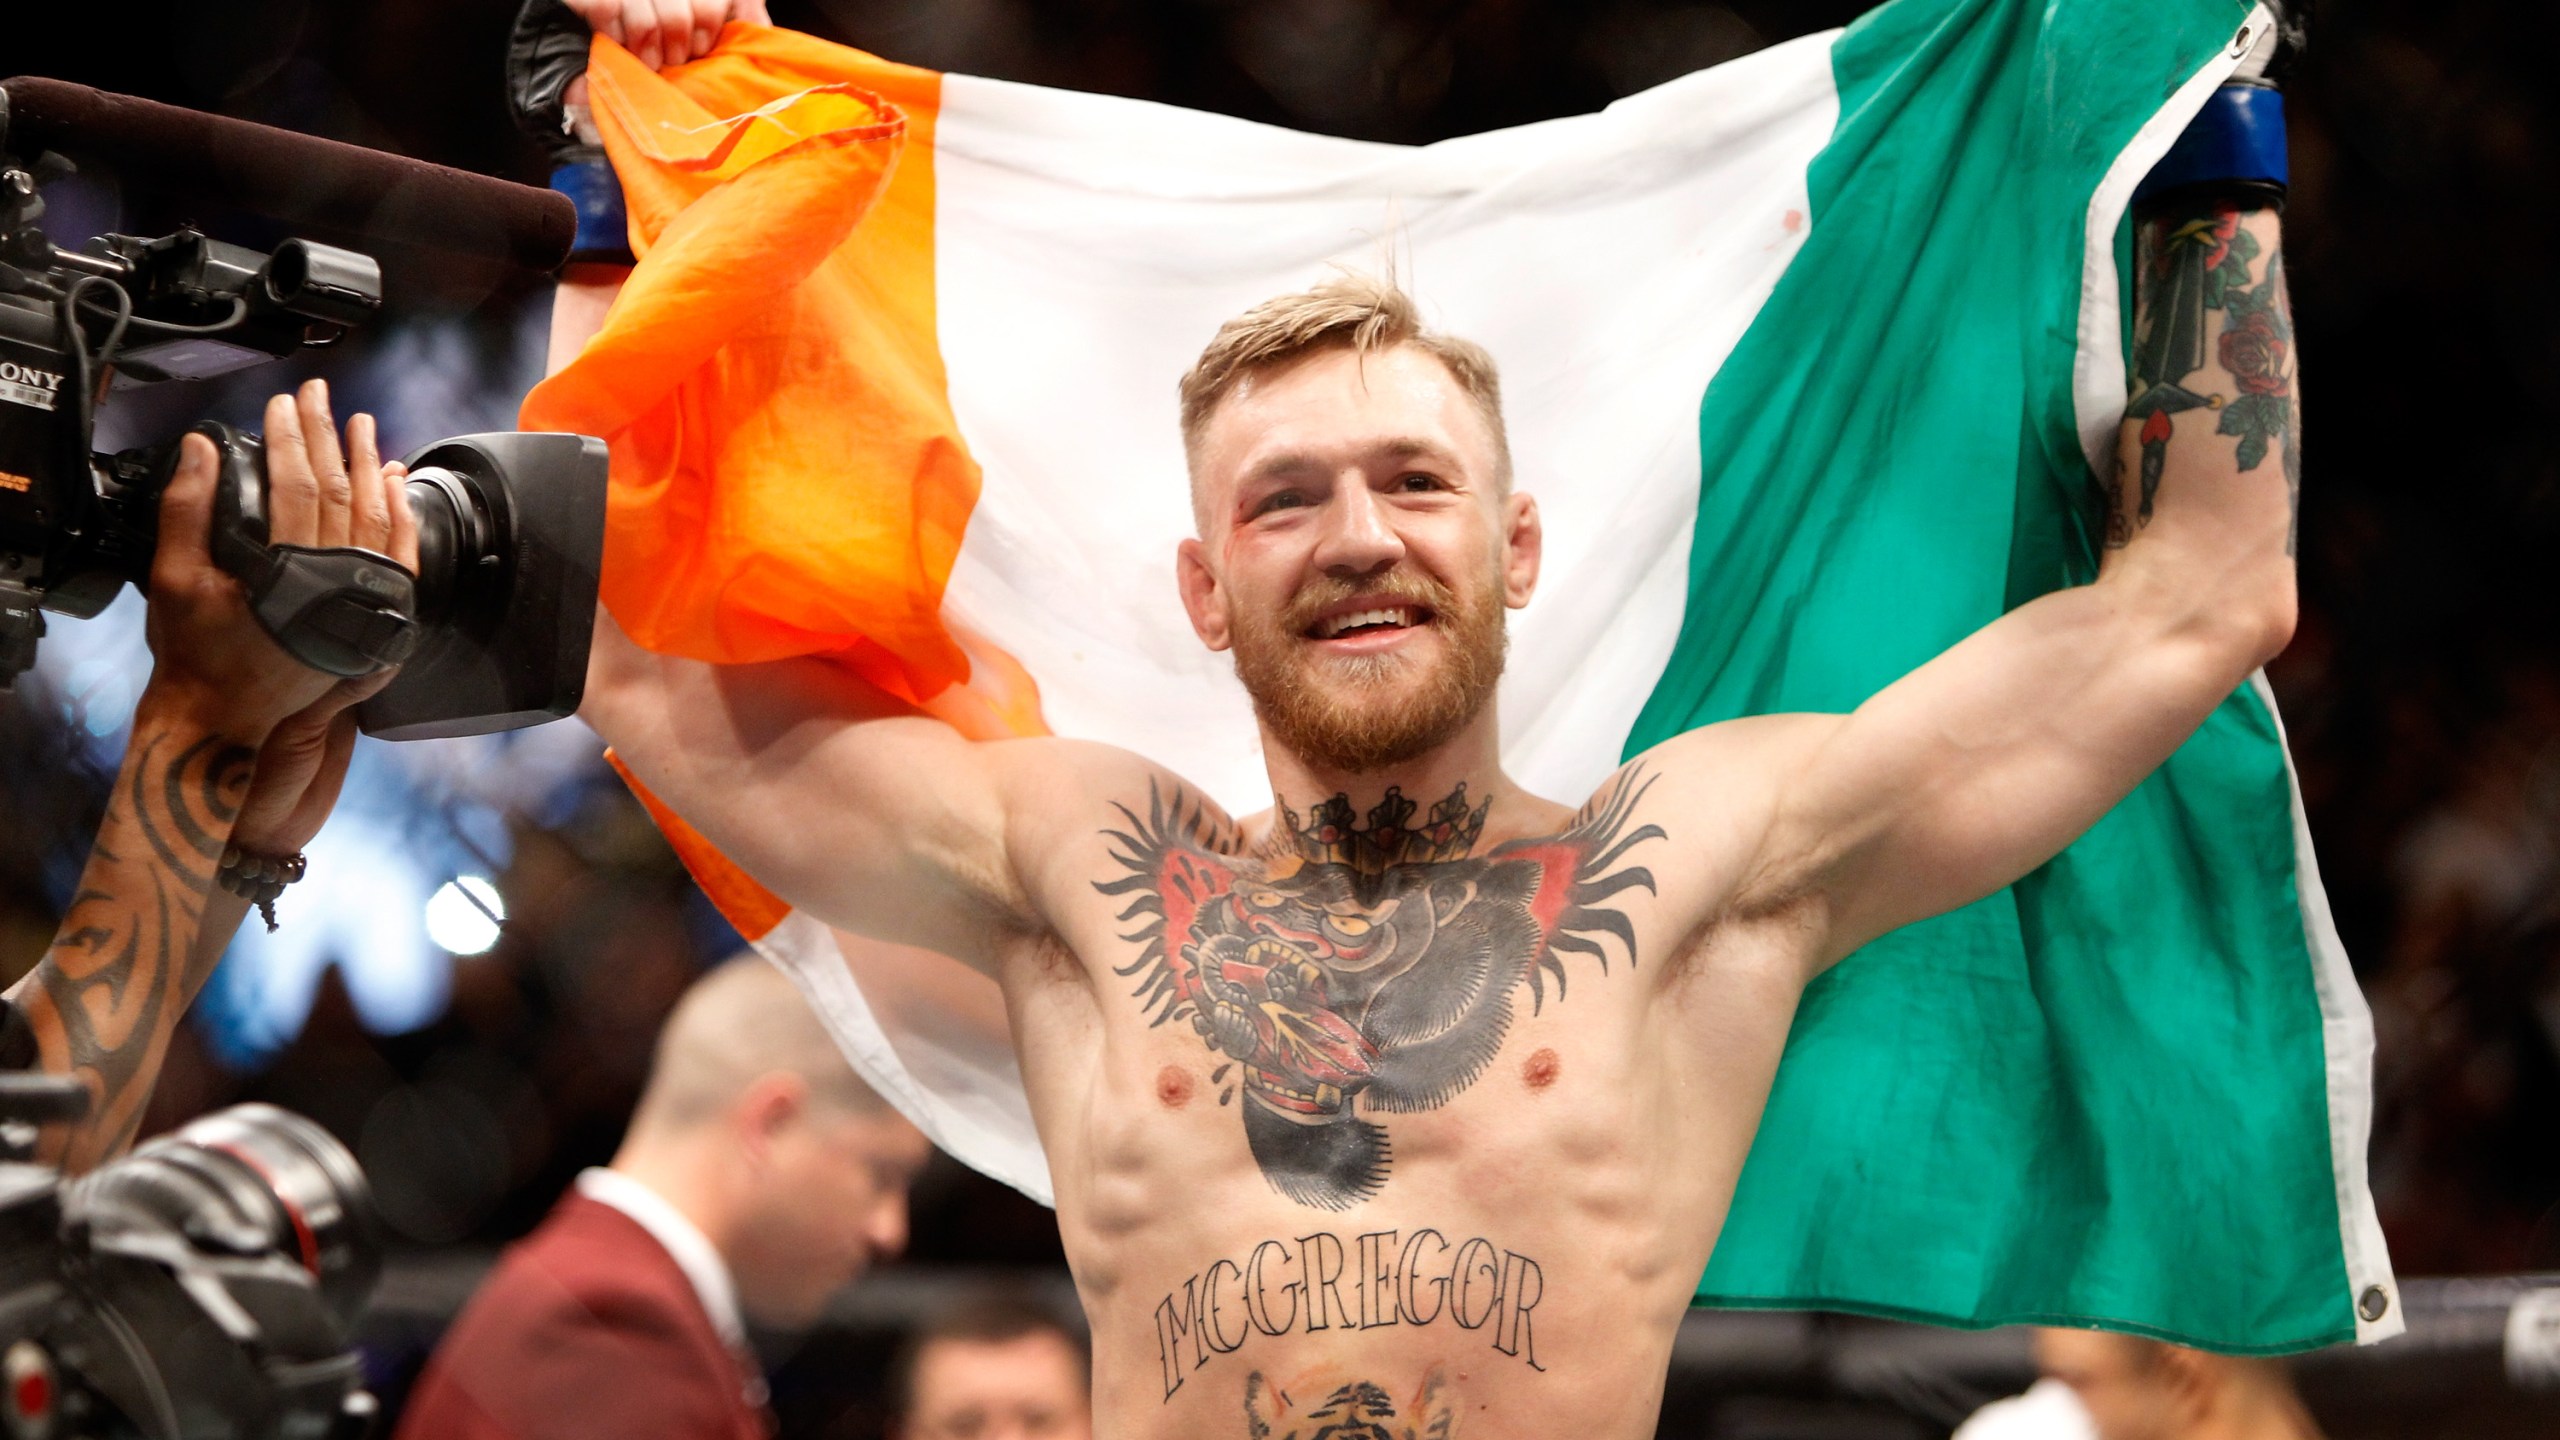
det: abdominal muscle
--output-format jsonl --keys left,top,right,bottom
{"left": 1085, "top": 1210, "right": 1691, "bottom": 1440}
{"left": 1025, "top": 1016, "right": 1744, "bottom": 1440}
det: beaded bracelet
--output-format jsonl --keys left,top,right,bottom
{"left": 217, "top": 847, "right": 308, "bottom": 933}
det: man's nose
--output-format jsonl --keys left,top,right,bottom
{"left": 1312, "top": 480, "right": 1405, "bottom": 577}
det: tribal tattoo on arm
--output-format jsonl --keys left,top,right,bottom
{"left": 2117, "top": 199, "right": 2301, "bottom": 552}
{"left": 8, "top": 712, "right": 253, "bottom": 1169}
{"left": 1096, "top": 769, "right": 1665, "bottom": 1211}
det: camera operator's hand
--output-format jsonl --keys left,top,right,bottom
{"left": 562, "top": 0, "right": 770, "bottom": 70}
{"left": 11, "top": 379, "right": 417, "bottom": 1170}
{"left": 141, "top": 380, "right": 418, "bottom": 747}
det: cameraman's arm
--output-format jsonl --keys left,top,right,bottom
{"left": 5, "top": 383, "right": 417, "bottom": 1170}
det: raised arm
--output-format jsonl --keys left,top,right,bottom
{"left": 1704, "top": 193, "right": 2299, "bottom": 971}
{"left": 581, "top": 613, "right": 1047, "bottom": 966}
{"left": 550, "top": 246, "right": 1057, "bottom": 969}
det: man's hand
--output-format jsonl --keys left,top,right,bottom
{"left": 141, "top": 379, "right": 418, "bottom": 748}
{"left": 4, "top": 380, "right": 419, "bottom": 1170}
{"left": 562, "top": 0, "right": 770, "bottom": 70}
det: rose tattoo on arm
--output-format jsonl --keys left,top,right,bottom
{"left": 2118, "top": 199, "right": 2301, "bottom": 552}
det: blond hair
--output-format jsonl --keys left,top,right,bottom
{"left": 1177, "top": 273, "right": 1511, "bottom": 523}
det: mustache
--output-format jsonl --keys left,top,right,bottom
{"left": 1280, "top": 572, "right": 1458, "bottom": 634}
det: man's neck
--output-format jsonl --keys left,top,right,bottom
{"left": 1258, "top": 718, "right": 1531, "bottom": 859}
{"left": 1254, "top": 712, "right": 1581, "bottom": 866}
{"left": 610, "top": 1137, "right": 738, "bottom": 1257}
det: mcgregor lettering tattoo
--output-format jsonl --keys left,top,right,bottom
{"left": 1098, "top": 770, "right": 1664, "bottom": 1210}
{"left": 2118, "top": 200, "right": 2299, "bottom": 551}
{"left": 1158, "top": 1228, "right": 1546, "bottom": 1399}
{"left": 1244, "top": 1369, "right": 1456, "bottom": 1440}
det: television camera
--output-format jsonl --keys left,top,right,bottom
{"left": 0, "top": 85, "right": 604, "bottom": 739}
{"left": 0, "top": 1075, "right": 382, "bottom": 1439}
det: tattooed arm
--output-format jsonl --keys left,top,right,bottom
{"left": 1689, "top": 201, "right": 2299, "bottom": 967}
{"left": 5, "top": 382, "right": 417, "bottom": 1170}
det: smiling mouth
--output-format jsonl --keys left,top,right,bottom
{"left": 1307, "top": 604, "right": 1434, "bottom": 640}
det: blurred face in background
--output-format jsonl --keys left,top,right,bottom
{"left": 900, "top": 1330, "right": 1093, "bottom": 1440}
{"left": 728, "top": 1099, "right": 933, "bottom": 1330}
{"left": 2036, "top": 1328, "right": 2183, "bottom": 1440}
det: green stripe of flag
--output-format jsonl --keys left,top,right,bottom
{"left": 1626, "top": 0, "right": 2365, "bottom": 1351}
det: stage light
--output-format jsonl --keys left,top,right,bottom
{"left": 425, "top": 876, "right": 505, "bottom": 956}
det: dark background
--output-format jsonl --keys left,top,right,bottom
{"left": 5, "top": 1, "right": 2555, "bottom": 1436}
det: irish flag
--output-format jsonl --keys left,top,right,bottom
{"left": 523, "top": 0, "right": 2399, "bottom": 1352}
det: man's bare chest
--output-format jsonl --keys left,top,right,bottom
{"left": 1054, "top": 773, "right": 1670, "bottom": 1212}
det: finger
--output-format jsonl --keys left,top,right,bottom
{"left": 150, "top": 433, "right": 219, "bottom": 593}
{"left": 283, "top": 713, "right": 364, "bottom": 842}
{"left": 563, "top": 0, "right": 623, "bottom": 45}
{"left": 263, "top": 391, "right": 319, "bottom": 548}
{"left": 657, "top": 0, "right": 691, "bottom": 65}
{"left": 735, "top": 0, "right": 771, "bottom": 26}
{"left": 688, "top": 0, "right": 727, "bottom": 59}
{"left": 235, "top": 708, "right": 359, "bottom": 854}
{"left": 665, "top": 0, "right": 706, "bottom": 65}
{"left": 384, "top": 461, "right": 420, "bottom": 572}
{"left": 625, "top": 0, "right": 667, "bottom": 68}
{"left": 297, "top": 379, "right": 352, "bottom": 550}
{"left": 345, "top": 413, "right": 392, "bottom": 555}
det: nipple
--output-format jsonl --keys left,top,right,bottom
{"left": 1521, "top": 1048, "right": 1561, "bottom": 1091}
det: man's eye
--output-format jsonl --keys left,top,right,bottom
{"left": 1395, "top": 472, "right": 1444, "bottom": 492}
{"left": 1253, "top": 491, "right": 1307, "bottom": 515}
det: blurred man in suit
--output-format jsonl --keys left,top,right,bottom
{"left": 890, "top": 1293, "right": 1093, "bottom": 1440}
{"left": 399, "top": 955, "right": 933, "bottom": 1440}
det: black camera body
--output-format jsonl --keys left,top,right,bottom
{"left": 0, "top": 1078, "right": 383, "bottom": 1440}
{"left": 0, "top": 142, "right": 606, "bottom": 739}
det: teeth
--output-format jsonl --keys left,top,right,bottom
{"left": 1318, "top": 606, "right": 1415, "bottom": 638}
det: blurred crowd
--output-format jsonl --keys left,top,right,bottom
{"left": 1, "top": 0, "right": 2554, "bottom": 1435}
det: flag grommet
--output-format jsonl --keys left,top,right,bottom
{"left": 2358, "top": 1286, "right": 2391, "bottom": 1322}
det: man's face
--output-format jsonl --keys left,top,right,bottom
{"left": 1178, "top": 344, "right": 1540, "bottom": 775}
{"left": 900, "top": 1332, "right": 1093, "bottom": 1440}
{"left": 731, "top": 1105, "right": 932, "bottom": 1330}
{"left": 2035, "top": 1329, "right": 2183, "bottom": 1440}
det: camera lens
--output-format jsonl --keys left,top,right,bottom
{"left": 401, "top": 464, "right": 499, "bottom": 636}
{"left": 74, "top": 1103, "right": 385, "bottom": 1329}
{"left": 161, "top": 1104, "right": 384, "bottom": 1326}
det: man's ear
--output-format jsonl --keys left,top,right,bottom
{"left": 1501, "top": 490, "right": 1542, "bottom": 609}
{"left": 1177, "top": 537, "right": 1232, "bottom": 651}
{"left": 730, "top": 1072, "right": 808, "bottom": 1165}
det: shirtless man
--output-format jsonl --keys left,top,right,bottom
{"left": 567, "top": 212, "right": 2294, "bottom": 1440}
{"left": 545, "top": 18, "right": 2301, "bottom": 1437}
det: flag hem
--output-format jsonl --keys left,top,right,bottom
{"left": 1681, "top": 1291, "right": 2354, "bottom": 1358}
{"left": 2250, "top": 671, "right": 2405, "bottom": 1344}
{"left": 2062, "top": 1, "right": 2399, "bottom": 1347}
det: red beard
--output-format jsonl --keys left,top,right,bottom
{"left": 1229, "top": 567, "right": 1507, "bottom": 774}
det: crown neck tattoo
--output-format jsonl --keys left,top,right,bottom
{"left": 1277, "top": 783, "right": 1493, "bottom": 876}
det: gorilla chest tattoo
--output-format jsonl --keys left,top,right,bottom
{"left": 1097, "top": 773, "right": 1663, "bottom": 1210}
